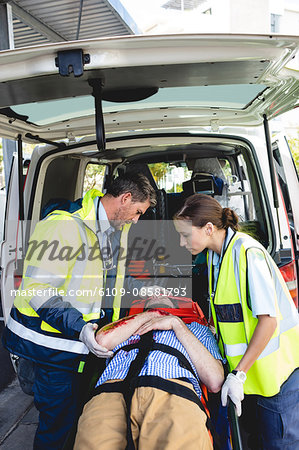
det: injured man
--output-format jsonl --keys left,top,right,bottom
{"left": 74, "top": 296, "right": 224, "bottom": 450}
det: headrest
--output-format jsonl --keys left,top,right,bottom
{"left": 182, "top": 173, "right": 223, "bottom": 196}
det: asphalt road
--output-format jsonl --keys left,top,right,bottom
{"left": 0, "top": 377, "right": 37, "bottom": 449}
{"left": 0, "top": 322, "right": 38, "bottom": 449}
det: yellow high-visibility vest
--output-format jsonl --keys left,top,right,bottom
{"left": 208, "top": 231, "right": 299, "bottom": 396}
{"left": 13, "top": 189, "right": 130, "bottom": 353}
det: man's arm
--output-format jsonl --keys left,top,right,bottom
{"left": 95, "top": 309, "right": 162, "bottom": 349}
{"left": 136, "top": 315, "right": 224, "bottom": 393}
{"left": 22, "top": 218, "right": 87, "bottom": 338}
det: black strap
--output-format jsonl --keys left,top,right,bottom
{"left": 110, "top": 341, "right": 198, "bottom": 380}
{"left": 138, "top": 376, "right": 205, "bottom": 409}
{"left": 122, "top": 332, "right": 153, "bottom": 387}
{"left": 94, "top": 376, "right": 202, "bottom": 407}
{"left": 121, "top": 332, "right": 154, "bottom": 450}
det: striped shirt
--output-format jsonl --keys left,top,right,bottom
{"left": 95, "top": 322, "right": 224, "bottom": 398}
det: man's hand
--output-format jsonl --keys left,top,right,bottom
{"left": 79, "top": 323, "right": 113, "bottom": 358}
{"left": 221, "top": 373, "right": 245, "bottom": 416}
{"left": 96, "top": 309, "right": 163, "bottom": 350}
{"left": 136, "top": 313, "right": 181, "bottom": 335}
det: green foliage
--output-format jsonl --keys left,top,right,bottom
{"left": 148, "top": 163, "right": 168, "bottom": 183}
{"left": 83, "top": 164, "right": 106, "bottom": 192}
{"left": 287, "top": 137, "right": 299, "bottom": 175}
{"left": 167, "top": 185, "right": 183, "bottom": 193}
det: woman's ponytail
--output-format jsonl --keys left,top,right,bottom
{"left": 175, "top": 194, "right": 240, "bottom": 231}
{"left": 222, "top": 207, "right": 239, "bottom": 231}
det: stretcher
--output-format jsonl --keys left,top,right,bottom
{"left": 63, "top": 297, "right": 244, "bottom": 449}
{"left": 228, "top": 399, "right": 243, "bottom": 450}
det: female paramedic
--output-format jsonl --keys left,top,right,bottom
{"left": 174, "top": 193, "right": 299, "bottom": 450}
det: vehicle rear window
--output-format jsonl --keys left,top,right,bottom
{"left": 148, "top": 162, "right": 192, "bottom": 193}
{"left": 146, "top": 152, "right": 267, "bottom": 247}
{"left": 83, "top": 163, "right": 106, "bottom": 194}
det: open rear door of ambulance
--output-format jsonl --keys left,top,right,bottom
{"left": 0, "top": 151, "right": 25, "bottom": 323}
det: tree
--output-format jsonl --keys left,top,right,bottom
{"left": 83, "top": 164, "right": 106, "bottom": 192}
{"left": 149, "top": 163, "right": 168, "bottom": 184}
{"left": 287, "top": 137, "right": 299, "bottom": 175}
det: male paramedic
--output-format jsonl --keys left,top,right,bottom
{"left": 2, "top": 172, "right": 163, "bottom": 450}
{"left": 74, "top": 296, "right": 225, "bottom": 450}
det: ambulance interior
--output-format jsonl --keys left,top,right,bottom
{"left": 29, "top": 138, "right": 269, "bottom": 319}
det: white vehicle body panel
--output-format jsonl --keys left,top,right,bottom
{"left": 0, "top": 155, "right": 24, "bottom": 322}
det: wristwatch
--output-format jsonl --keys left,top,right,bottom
{"left": 231, "top": 370, "right": 247, "bottom": 383}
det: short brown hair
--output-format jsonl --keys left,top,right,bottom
{"left": 107, "top": 173, "right": 156, "bottom": 207}
{"left": 174, "top": 194, "right": 239, "bottom": 231}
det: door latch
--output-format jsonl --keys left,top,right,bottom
{"left": 55, "top": 49, "right": 90, "bottom": 77}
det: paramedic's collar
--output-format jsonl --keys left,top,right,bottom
{"left": 98, "top": 200, "right": 114, "bottom": 235}
{"left": 212, "top": 227, "right": 235, "bottom": 267}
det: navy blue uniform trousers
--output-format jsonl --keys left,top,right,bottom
{"left": 33, "top": 365, "right": 82, "bottom": 450}
{"left": 240, "top": 368, "right": 299, "bottom": 449}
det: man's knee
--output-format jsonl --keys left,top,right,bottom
{"left": 75, "top": 391, "right": 127, "bottom": 450}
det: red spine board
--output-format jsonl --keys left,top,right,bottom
{"left": 128, "top": 296, "right": 207, "bottom": 326}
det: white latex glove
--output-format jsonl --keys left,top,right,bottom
{"left": 221, "top": 372, "right": 245, "bottom": 417}
{"left": 79, "top": 323, "right": 113, "bottom": 358}
{"left": 138, "top": 285, "right": 170, "bottom": 298}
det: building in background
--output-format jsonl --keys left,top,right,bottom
{"left": 132, "top": 0, "right": 299, "bottom": 35}
{"left": 122, "top": 0, "right": 299, "bottom": 148}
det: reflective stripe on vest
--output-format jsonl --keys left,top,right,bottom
{"left": 6, "top": 315, "right": 89, "bottom": 355}
{"left": 208, "top": 231, "right": 299, "bottom": 396}
{"left": 25, "top": 266, "right": 65, "bottom": 288}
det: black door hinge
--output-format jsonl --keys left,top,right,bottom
{"left": 55, "top": 49, "right": 90, "bottom": 77}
